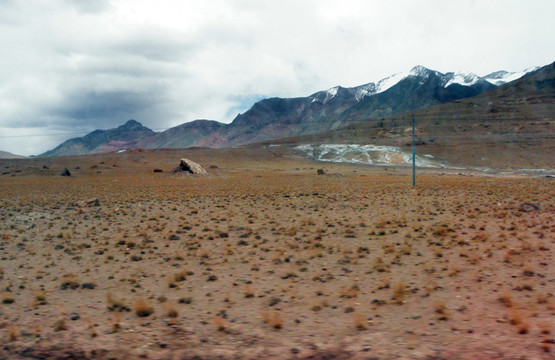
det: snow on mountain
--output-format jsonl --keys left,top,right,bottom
{"left": 483, "top": 67, "right": 539, "bottom": 85}
{"left": 311, "top": 65, "right": 536, "bottom": 105}
{"left": 374, "top": 71, "right": 410, "bottom": 93}
{"left": 444, "top": 72, "right": 481, "bottom": 87}
{"left": 350, "top": 83, "right": 378, "bottom": 101}
{"left": 324, "top": 86, "right": 339, "bottom": 104}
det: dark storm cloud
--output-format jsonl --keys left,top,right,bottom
{"left": 52, "top": 88, "right": 169, "bottom": 129}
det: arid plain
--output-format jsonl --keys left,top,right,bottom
{"left": 0, "top": 148, "right": 553, "bottom": 360}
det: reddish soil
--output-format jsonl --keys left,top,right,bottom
{"left": 0, "top": 148, "right": 553, "bottom": 359}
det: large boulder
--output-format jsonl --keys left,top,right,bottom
{"left": 172, "top": 158, "right": 207, "bottom": 175}
{"left": 60, "top": 168, "right": 71, "bottom": 176}
{"left": 76, "top": 198, "right": 100, "bottom": 207}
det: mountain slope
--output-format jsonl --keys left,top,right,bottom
{"left": 261, "top": 62, "right": 555, "bottom": 169}
{"left": 0, "top": 150, "right": 26, "bottom": 159}
{"left": 194, "top": 65, "right": 532, "bottom": 148}
{"left": 137, "top": 120, "right": 223, "bottom": 149}
{"left": 40, "top": 120, "right": 155, "bottom": 157}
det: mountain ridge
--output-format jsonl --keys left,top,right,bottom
{"left": 258, "top": 62, "right": 554, "bottom": 169}
{"left": 38, "top": 64, "right": 544, "bottom": 157}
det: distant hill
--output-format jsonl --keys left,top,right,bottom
{"left": 40, "top": 120, "right": 156, "bottom": 157}
{"left": 0, "top": 150, "right": 26, "bottom": 159}
{"left": 137, "top": 120, "right": 223, "bottom": 149}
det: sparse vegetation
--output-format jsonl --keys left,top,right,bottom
{"left": 0, "top": 150, "right": 552, "bottom": 359}
{"left": 133, "top": 298, "right": 154, "bottom": 317}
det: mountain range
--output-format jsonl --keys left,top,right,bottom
{"left": 38, "top": 64, "right": 548, "bottom": 157}
{"left": 267, "top": 61, "right": 554, "bottom": 169}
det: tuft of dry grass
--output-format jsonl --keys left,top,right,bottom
{"left": 106, "top": 292, "right": 129, "bottom": 312}
{"left": 353, "top": 313, "right": 367, "bottom": 331}
{"left": 1, "top": 291, "right": 15, "bottom": 304}
{"left": 8, "top": 325, "right": 18, "bottom": 341}
{"left": 433, "top": 300, "right": 450, "bottom": 321}
{"left": 244, "top": 285, "right": 255, "bottom": 298}
{"left": 508, "top": 309, "right": 522, "bottom": 326}
{"left": 214, "top": 315, "right": 226, "bottom": 331}
{"left": 54, "top": 318, "right": 67, "bottom": 331}
{"left": 538, "top": 321, "right": 551, "bottom": 335}
{"left": 497, "top": 292, "right": 513, "bottom": 308}
{"left": 35, "top": 290, "right": 46, "bottom": 302}
{"left": 262, "top": 310, "right": 283, "bottom": 329}
{"left": 392, "top": 282, "right": 405, "bottom": 304}
{"left": 517, "top": 320, "right": 529, "bottom": 334}
{"left": 133, "top": 298, "right": 154, "bottom": 317}
{"left": 164, "top": 302, "right": 178, "bottom": 318}
{"left": 173, "top": 270, "right": 188, "bottom": 283}
{"left": 111, "top": 313, "right": 121, "bottom": 332}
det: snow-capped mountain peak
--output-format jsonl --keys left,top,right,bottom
{"left": 310, "top": 65, "right": 537, "bottom": 105}
{"left": 444, "top": 71, "right": 481, "bottom": 87}
{"left": 409, "top": 65, "right": 433, "bottom": 77}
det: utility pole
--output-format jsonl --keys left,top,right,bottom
{"left": 412, "top": 114, "right": 416, "bottom": 186}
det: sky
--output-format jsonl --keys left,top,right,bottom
{"left": 0, "top": 0, "right": 554, "bottom": 156}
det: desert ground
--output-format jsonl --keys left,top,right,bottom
{"left": 0, "top": 148, "right": 553, "bottom": 360}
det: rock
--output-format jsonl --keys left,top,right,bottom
{"left": 520, "top": 203, "right": 539, "bottom": 212}
{"left": 153, "top": 168, "right": 163, "bottom": 173}
{"left": 60, "top": 168, "right": 71, "bottom": 176}
{"left": 317, "top": 168, "right": 325, "bottom": 175}
{"left": 81, "top": 282, "right": 96, "bottom": 289}
{"left": 77, "top": 198, "right": 100, "bottom": 207}
{"left": 172, "top": 158, "right": 207, "bottom": 175}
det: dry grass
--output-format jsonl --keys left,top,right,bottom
{"left": 353, "top": 313, "right": 367, "bottom": 331}
{"left": 133, "top": 298, "right": 154, "bottom": 317}
{"left": 7, "top": 325, "right": 18, "bottom": 341}
{"left": 262, "top": 311, "right": 283, "bottom": 330}
{"left": 1, "top": 292, "right": 14, "bottom": 304}
{"left": 0, "top": 149, "right": 553, "bottom": 359}
{"left": 498, "top": 292, "right": 513, "bottom": 308}
{"left": 164, "top": 302, "right": 179, "bottom": 318}
{"left": 214, "top": 315, "right": 226, "bottom": 331}
{"left": 392, "top": 282, "right": 405, "bottom": 304}
{"left": 53, "top": 318, "right": 67, "bottom": 332}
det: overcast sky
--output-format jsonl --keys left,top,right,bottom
{"left": 0, "top": 0, "right": 553, "bottom": 156}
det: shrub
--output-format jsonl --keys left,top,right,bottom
{"left": 133, "top": 298, "right": 154, "bottom": 317}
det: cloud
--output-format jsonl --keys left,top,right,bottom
{"left": 64, "top": 0, "right": 112, "bottom": 14}
{"left": 0, "top": 0, "right": 554, "bottom": 155}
